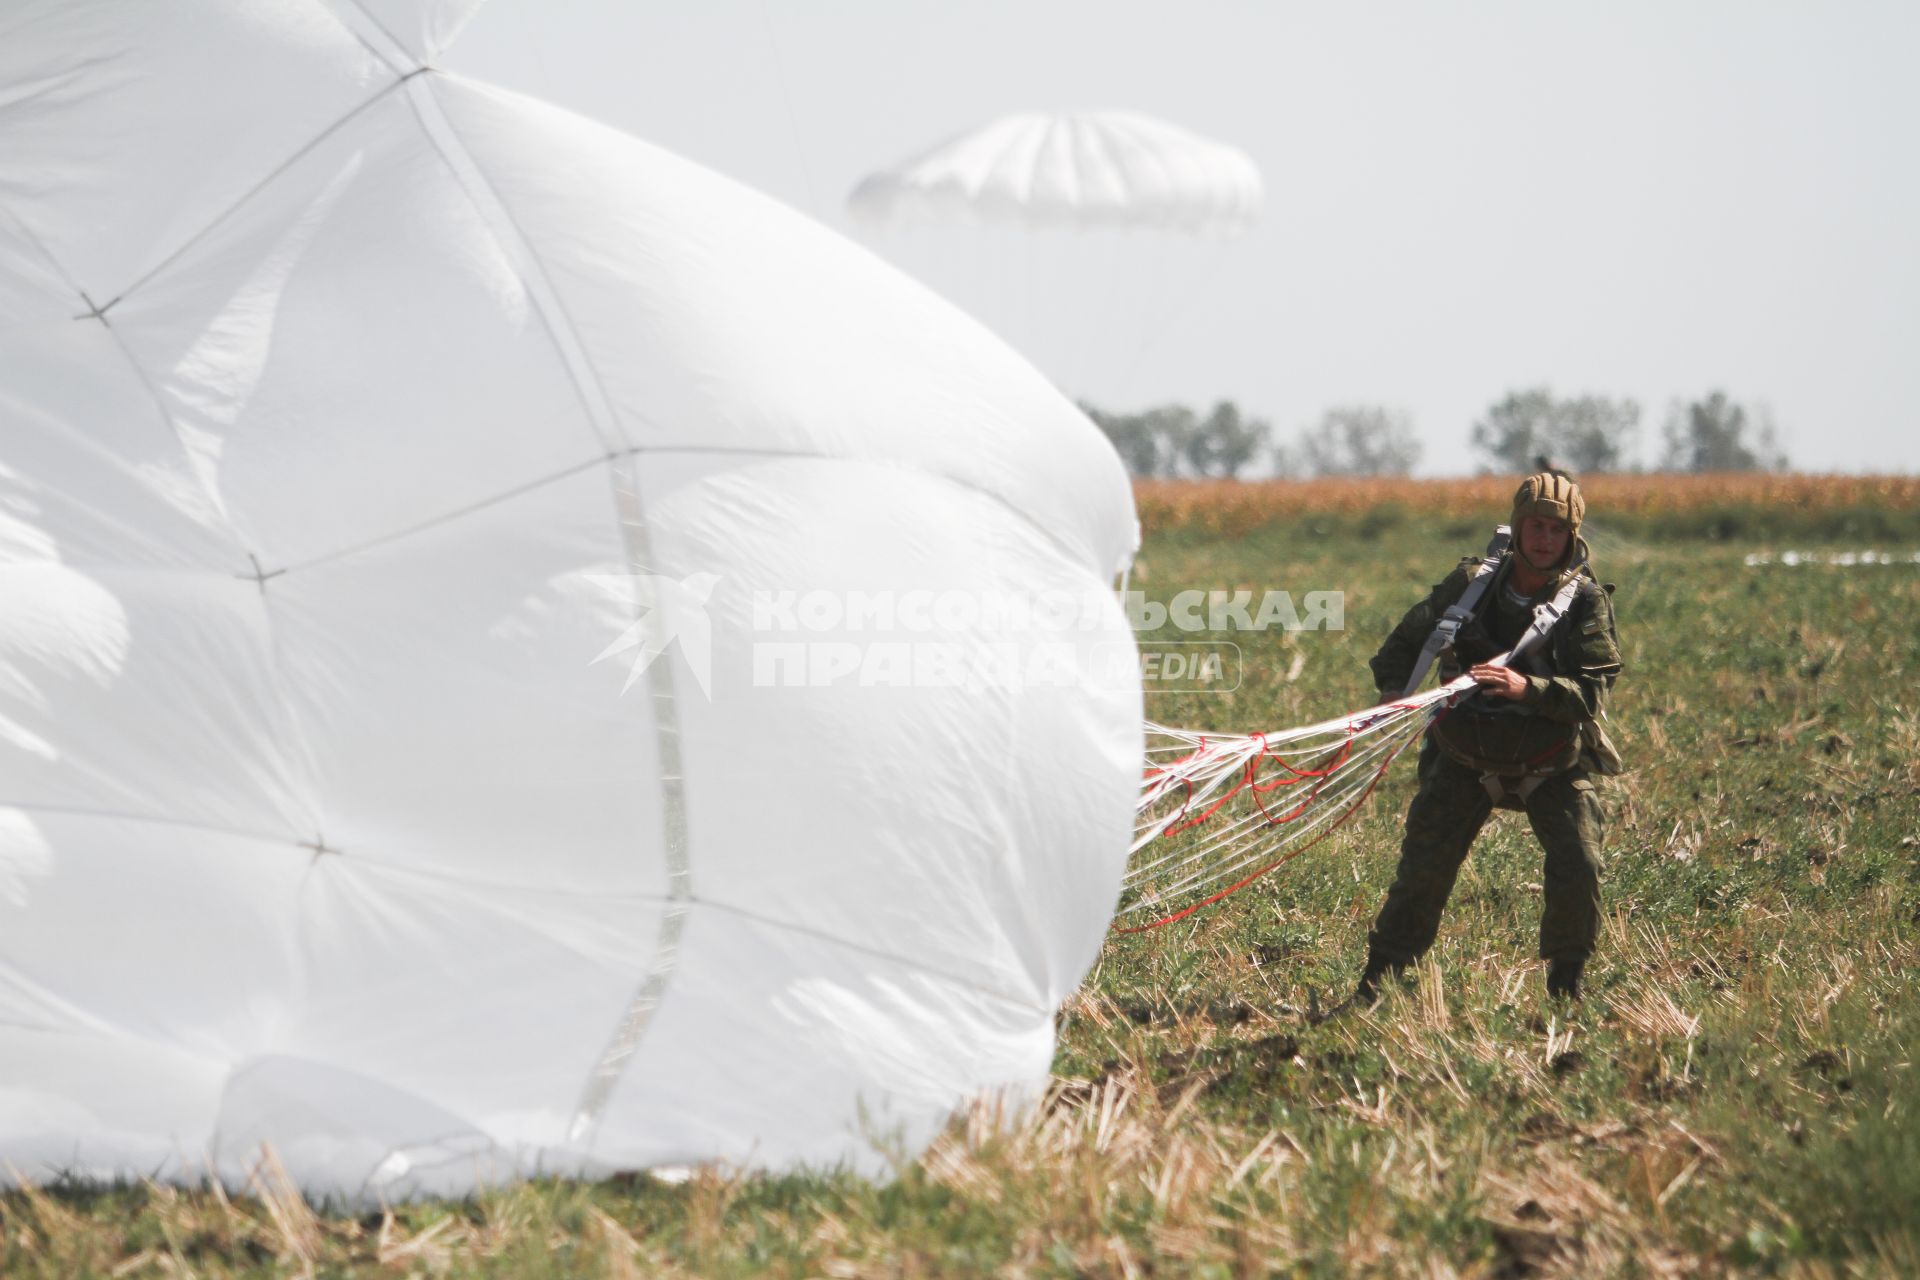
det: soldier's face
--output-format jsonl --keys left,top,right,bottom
{"left": 1518, "top": 514, "right": 1572, "bottom": 569}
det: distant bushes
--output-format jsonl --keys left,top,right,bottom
{"left": 1090, "top": 387, "right": 1790, "bottom": 481}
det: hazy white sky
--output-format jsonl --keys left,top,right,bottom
{"left": 449, "top": 2, "right": 1920, "bottom": 475}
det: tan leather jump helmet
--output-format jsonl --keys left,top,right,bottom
{"left": 1510, "top": 470, "right": 1584, "bottom": 571}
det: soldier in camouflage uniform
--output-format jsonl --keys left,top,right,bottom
{"left": 1357, "top": 471, "right": 1623, "bottom": 1002}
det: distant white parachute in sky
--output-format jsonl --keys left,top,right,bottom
{"left": 849, "top": 110, "right": 1264, "bottom": 236}
{"left": 0, "top": 1, "right": 1140, "bottom": 1200}
{"left": 845, "top": 111, "right": 1263, "bottom": 394}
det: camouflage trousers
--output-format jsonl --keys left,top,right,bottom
{"left": 1367, "top": 733, "right": 1604, "bottom": 967}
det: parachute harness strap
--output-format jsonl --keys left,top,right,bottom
{"left": 1401, "top": 525, "right": 1509, "bottom": 698}
{"left": 1481, "top": 772, "right": 1548, "bottom": 806}
{"left": 1503, "top": 555, "right": 1588, "bottom": 673}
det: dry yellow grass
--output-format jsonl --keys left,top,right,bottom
{"left": 1134, "top": 473, "right": 1920, "bottom": 537}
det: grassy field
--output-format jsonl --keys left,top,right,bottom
{"left": 6, "top": 477, "right": 1919, "bottom": 1277}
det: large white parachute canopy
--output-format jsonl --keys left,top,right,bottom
{"left": 846, "top": 111, "right": 1263, "bottom": 389}
{"left": 0, "top": 1, "right": 1141, "bottom": 1200}
{"left": 848, "top": 111, "right": 1264, "bottom": 236}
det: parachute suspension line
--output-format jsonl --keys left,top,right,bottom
{"left": 1113, "top": 721, "right": 1420, "bottom": 934}
{"left": 1121, "top": 706, "right": 1420, "bottom": 924}
{"left": 1117, "top": 547, "right": 1590, "bottom": 932}
{"left": 1017, "top": 225, "right": 1040, "bottom": 379}
{"left": 1051, "top": 228, "right": 1127, "bottom": 398}
{"left": 751, "top": 0, "right": 823, "bottom": 217}
{"left": 1117, "top": 233, "right": 1231, "bottom": 379}
{"left": 1115, "top": 677, "right": 1476, "bottom": 932}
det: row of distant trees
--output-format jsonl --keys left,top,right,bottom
{"left": 1083, "top": 388, "right": 1789, "bottom": 479}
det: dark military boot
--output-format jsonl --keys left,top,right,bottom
{"left": 1355, "top": 953, "right": 1407, "bottom": 1006}
{"left": 1546, "top": 956, "right": 1585, "bottom": 1001}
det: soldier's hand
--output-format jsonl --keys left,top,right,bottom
{"left": 1469, "top": 663, "right": 1529, "bottom": 700}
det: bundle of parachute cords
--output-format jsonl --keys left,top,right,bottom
{"left": 1116, "top": 527, "right": 1582, "bottom": 932}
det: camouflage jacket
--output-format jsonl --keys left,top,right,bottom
{"left": 1369, "top": 555, "right": 1624, "bottom": 727}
